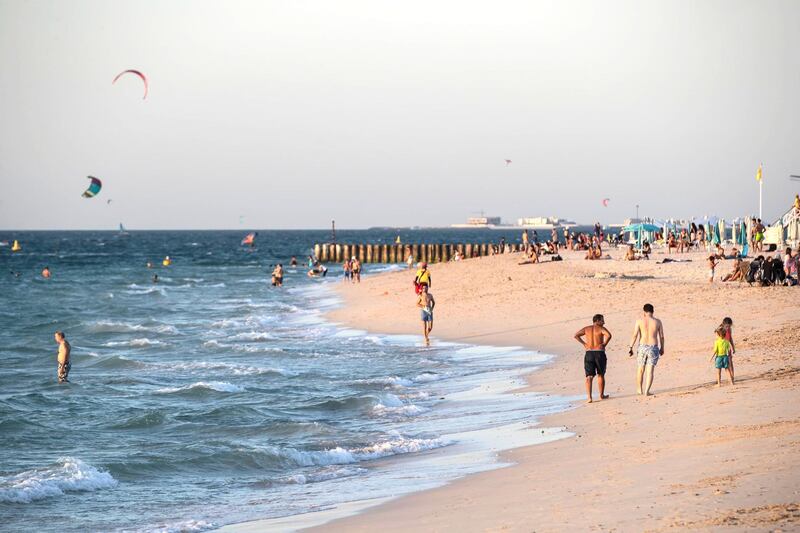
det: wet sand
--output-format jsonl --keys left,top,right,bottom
{"left": 312, "top": 247, "right": 800, "bottom": 532}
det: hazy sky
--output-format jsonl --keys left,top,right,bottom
{"left": 1, "top": 0, "right": 798, "bottom": 229}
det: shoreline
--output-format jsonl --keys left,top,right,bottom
{"left": 221, "top": 248, "right": 799, "bottom": 532}
{"left": 311, "top": 249, "right": 800, "bottom": 531}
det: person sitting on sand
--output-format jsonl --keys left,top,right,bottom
{"left": 518, "top": 245, "right": 539, "bottom": 265}
{"left": 417, "top": 284, "right": 435, "bottom": 345}
{"left": 628, "top": 303, "right": 664, "bottom": 396}
{"left": 667, "top": 232, "right": 678, "bottom": 254}
{"left": 721, "top": 258, "right": 745, "bottom": 282}
{"left": 714, "top": 244, "right": 725, "bottom": 259}
{"left": 574, "top": 314, "right": 612, "bottom": 403}
{"left": 710, "top": 326, "right": 734, "bottom": 386}
{"left": 55, "top": 331, "right": 71, "bottom": 383}
{"left": 708, "top": 255, "right": 718, "bottom": 283}
{"left": 624, "top": 244, "right": 637, "bottom": 261}
{"left": 641, "top": 240, "right": 651, "bottom": 260}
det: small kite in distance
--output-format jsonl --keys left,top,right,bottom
{"left": 504, "top": 159, "right": 512, "bottom": 166}
{"left": 602, "top": 198, "right": 610, "bottom": 207}
{"left": 113, "top": 69, "right": 148, "bottom": 99}
{"left": 82, "top": 176, "right": 103, "bottom": 198}
{"left": 790, "top": 175, "right": 800, "bottom": 181}
{"left": 107, "top": 199, "right": 113, "bottom": 205}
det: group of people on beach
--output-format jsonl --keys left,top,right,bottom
{"left": 575, "top": 306, "right": 736, "bottom": 403}
{"left": 341, "top": 257, "right": 362, "bottom": 283}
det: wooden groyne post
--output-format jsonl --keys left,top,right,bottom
{"left": 310, "top": 242, "right": 520, "bottom": 264}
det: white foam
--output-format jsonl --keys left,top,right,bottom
{"left": 155, "top": 381, "right": 245, "bottom": 394}
{"left": 353, "top": 376, "right": 414, "bottom": 387}
{"left": 228, "top": 331, "right": 274, "bottom": 342}
{"left": 413, "top": 372, "right": 442, "bottom": 383}
{"left": 278, "top": 466, "right": 366, "bottom": 485}
{"left": 279, "top": 437, "right": 449, "bottom": 467}
{"left": 0, "top": 457, "right": 117, "bottom": 504}
{"left": 137, "top": 519, "right": 215, "bottom": 533}
{"left": 89, "top": 321, "right": 178, "bottom": 335}
{"left": 104, "top": 338, "right": 165, "bottom": 347}
{"left": 154, "top": 361, "right": 289, "bottom": 376}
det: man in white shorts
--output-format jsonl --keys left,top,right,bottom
{"left": 628, "top": 303, "right": 664, "bottom": 396}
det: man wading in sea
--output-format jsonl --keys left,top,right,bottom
{"left": 628, "top": 303, "right": 665, "bottom": 396}
{"left": 55, "top": 331, "right": 71, "bottom": 383}
{"left": 574, "top": 314, "right": 612, "bottom": 403}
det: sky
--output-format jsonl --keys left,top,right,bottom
{"left": 1, "top": 0, "right": 798, "bottom": 230}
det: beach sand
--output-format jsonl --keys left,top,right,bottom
{"left": 309, "top": 248, "right": 800, "bottom": 532}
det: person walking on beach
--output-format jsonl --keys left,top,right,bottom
{"left": 710, "top": 326, "right": 734, "bottom": 386}
{"left": 720, "top": 317, "right": 736, "bottom": 381}
{"left": 351, "top": 257, "right": 361, "bottom": 283}
{"left": 54, "top": 331, "right": 71, "bottom": 383}
{"left": 628, "top": 303, "right": 664, "bottom": 396}
{"left": 414, "top": 262, "right": 431, "bottom": 293}
{"left": 574, "top": 314, "right": 612, "bottom": 403}
{"left": 417, "top": 284, "right": 435, "bottom": 345}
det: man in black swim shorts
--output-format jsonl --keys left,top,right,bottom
{"left": 574, "top": 314, "right": 613, "bottom": 403}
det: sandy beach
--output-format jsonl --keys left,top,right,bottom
{"left": 308, "top": 247, "right": 800, "bottom": 532}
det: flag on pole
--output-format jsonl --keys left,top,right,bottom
{"left": 756, "top": 163, "right": 763, "bottom": 182}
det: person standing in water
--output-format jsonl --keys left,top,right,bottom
{"left": 351, "top": 257, "right": 362, "bottom": 283}
{"left": 628, "top": 303, "right": 665, "bottom": 396}
{"left": 54, "top": 331, "right": 71, "bottom": 383}
{"left": 417, "top": 284, "right": 435, "bottom": 345}
{"left": 574, "top": 314, "right": 612, "bottom": 403}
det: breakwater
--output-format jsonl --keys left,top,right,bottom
{"left": 312, "top": 242, "right": 522, "bottom": 263}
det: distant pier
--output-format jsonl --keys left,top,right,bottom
{"left": 312, "top": 243, "right": 523, "bottom": 263}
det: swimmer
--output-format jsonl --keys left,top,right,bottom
{"left": 152, "top": 274, "right": 159, "bottom": 283}
{"left": 290, "top": 256, "right": 298, "bottom": 267}
{"left": 54, "top": 331, "right": 71, "bottom": 383}
{"left": 41, "top": 266, "right": 51, "bottom": 279}
{"left": 272, "top": 264, "right": 284, "bottom": 287}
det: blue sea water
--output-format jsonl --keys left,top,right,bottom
{"left": 0, "top": 230, "right": 572, "bottom": 532}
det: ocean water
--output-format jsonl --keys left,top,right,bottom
{"left": 0, "top": 230, "right": 573, "bottom": 532}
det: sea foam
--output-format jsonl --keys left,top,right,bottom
{"left": 0, "top": 457, "right": 117, "bottom": 504}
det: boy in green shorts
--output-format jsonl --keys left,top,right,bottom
{"left": 710, "top": 327, "right": 734, "bottom": 386}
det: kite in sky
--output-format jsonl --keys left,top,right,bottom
{"left": 602, "top": 198, "right": 610, "bottom": 207}
{"left": 113, "top": 69, "right": 148, "bottom": 99}
{"left": 790, "top": 174, "right": 800, "bottom": 181}
{"left": 82, "top": 176, "right": 103, "bottom": 198}
{"left": 504, "top": 159, "right": 512, "bottom": 166}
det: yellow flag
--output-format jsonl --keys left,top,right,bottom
{"left": 756, "top": 163, "right": 763, "bottom": 182}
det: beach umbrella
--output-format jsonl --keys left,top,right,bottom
{"left": 718, "top": 219, "right": 726, "bottom": 243}
{"left": 711, "top": 224, "right": 720, "bottom": 245}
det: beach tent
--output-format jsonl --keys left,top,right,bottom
{"left": 624, "top": 223, "right": 660, "bottom": 249}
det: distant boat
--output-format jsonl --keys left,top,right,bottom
{"left": 118, "top": 223, "right": 130, "bottom": 236}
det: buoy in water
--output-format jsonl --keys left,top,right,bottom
{"left": 11, "top": 240, "right": 22, "bottom": 252}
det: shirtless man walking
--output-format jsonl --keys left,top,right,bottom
{"left": 55, "top": 331, "right": 71, "bottom": 383}
{"left": 417, "top": 285, "right": 435, "bottom": 345}
{"left": 628, "top": 303, "right": 665, "bottom": 396}
{"left": 575, "top": 314, "right": 612, "bottom": 403}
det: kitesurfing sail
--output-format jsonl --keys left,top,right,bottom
{"left": 113, "top": 69, "right": 148, "bottom": 99}
{"left": 82, "top": 176, "right": 102, "bottom": 198}
{"left": 241, "top": 232, "right": 257, "bottom": 247}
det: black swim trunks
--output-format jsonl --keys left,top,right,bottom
{"left": 584, "top": 350, "right": 607, "bottom": 377}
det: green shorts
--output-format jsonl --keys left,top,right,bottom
{"left": 714, "top": 356, "right": 729, "bottom": 369}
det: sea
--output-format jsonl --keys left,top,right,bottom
{"left": 0, "top": 229, "right": 575, "bottom": 533}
